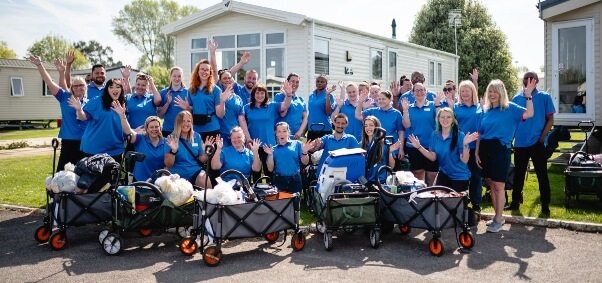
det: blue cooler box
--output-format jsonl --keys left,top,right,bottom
{"left": 319, "top": 148, "right": 366, "bottom": 183}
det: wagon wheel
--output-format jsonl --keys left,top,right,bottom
{"left": 399, "top": 225, "right": 411, "bottom": 235}
{"left": 369, "top": 229, "right": 380, "bottom": 249}
{"left": 98, "top": 229, "right": 110, "bottom": 245}
{"left": 291, "top": 231, "right": 306, "bottom": 252}
{"left": 34, "top": 225, "right": 51, "bottom": 243}
{"left": 264, "top": 232, "right": 280, "bottom": 243}
{"left": 324, "top": 232, "right": 333, "bottom": 251}
{"left": 203, "top": 246, "right": 223, "bottom": 267}
{"left": 316, "top": 220, "right": 326, "bottom": 234}
{"left": 102, "top": 233, "right": 123, "bottom": 256}
{"left": 49, "top": 231, "right": 67, "bottom": 251}
{"left": 458, "top": 231, "right": 475, "bottom": 249}
{"left": 180, "top": 237, "right": 198, "bottom": 256}
{"left": 139, "top": 228, "right": 153, "bottom": 237}
{"left": 429, "top": 238, "right": 445, "bottom": 257}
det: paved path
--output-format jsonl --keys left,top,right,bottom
{"left": 0, "top": 137, "right": 55, "bottom": 159}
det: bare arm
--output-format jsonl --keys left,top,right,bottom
{"left": 112, "top": 101, "right": 138, "bottom": 144}
{"left": 65, "top": 51, "right": 74, "bottom": 89}
{"left": 539, "top": 114, "right": 554, "bottom": 143}
{"left": 264, "top": 145, "right": 274, "bottom": 172}
{"left": 28, "top": 56, "right": 60, "bottom": 96}
{"left": 238, "top": 115, "right": 252, "bottom": 143}
{"left": 325, "top": 85, "right": 335, "bottom": 115}
{"left": 209, "top": 39, "right": 219, "bottom": 82}
{"left": 249, "top": 139, "right": 261, "bottom": 172}
{"left": 148, "top": 76, "right": 161, "bottom": 107}
{"left": 296, "top": 111, "right": 308, "bottom": 139}
{"left": 230, "top": 52, "right": 250, "bottom": 74}
{"left": 279, "top": 82, "right": 293, "bottom": 112}
{"left": 210, "top": 136, "right": 223, "bottom": 170}
{"left": 157, "top": 90, "right": 172, "bottom": 118}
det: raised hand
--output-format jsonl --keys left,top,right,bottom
{"left": 281, "top": 80, "right": 293, "bottom": 96}
{"left": 54, "top": 58, "right": 66, "bottom": 72}
{"left": 208, "top": 38, "right": 218, "bottom": 52}
{"left": 401, "top": 97, "right": 410, "bottom": 112}
{"left": 390, "top": 140, "right": 402, "bottom": 152}
{"left": 220, "top": 84, "right": 233, "bottom": 102}
{"left": 469, "top": 68, "right": 479, "bottom": 82}
{"left": 147, "top": 75, "right": 155, "bottom": 86}
{"left": 524, "top": 77, "right": 537, "bottom": 96}
{"left": 165, "top": 90, "right": 173, "bottom": 105}
{"left": 302, "top": 139, "right": 315, "bottom": 154}
{"left": 358, "top": 88, "right": 369, "bottom": 103}
{"left": 408, "top": 134, "right": 421, "bottom": 149}
{"left": 249, "top": 138, "right": 260, "bottom": 152}
{"left": 435, "top": 92, "right": 444, "bottom": 105}
{"left": 204, "top": 135, "right": 216, "bottom": 148}
{"left": 28, "top": 55, "right": 42, "bottom": 66}
{"left": 262, "top": 144, "right": 273, "bottom": 155}
{"left": 389, "top": 81, "right": 401, "bottom": 96}
{"left": 66, "top": 51, "right": 75, "bottom": 64}
{"left": 463, "top": 132, "right": 479, "bottom": 146}
{"left": 120, "top": 65, "right": 132, "bottom": 78}
{"left": 326, "top": 84, "right": 337, "bottom": 94}
{"left": 110, "top": 100, "right": 126, "bottom": 116}
{"left": 334, "top": 92, "right": 343, "bottom": 107}
{"left": 214, "top": 134, "right": 223, "bottom": 150}
{"left": 174, "top": 96, "right": 190, "bottom": 110}
{"left": 337, "top": 80, "right": 345, "bottom": 91}
{"left": 68, "top": 96, "right": 83, "bottom": 111}
{"left": 166, "top": 135, "right": 179, "bottom": 152}
{"left": 240, "top": 52, "right": 251, "bottom": 65}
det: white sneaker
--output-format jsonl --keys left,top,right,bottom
{"left": 486, "top": 219, "right": 504, "bottom": 233}
{"left": 486, "top": 217, "right": 505, "bottom": 226}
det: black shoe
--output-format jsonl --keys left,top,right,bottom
{"left": 504, "top": 203, "right": 520, "bottom": 210}
{"left": 542, "top": 205, "right": 550, "bottom": 215}
{"left": 473, "top": 204, "right": 481, "bottom": 213}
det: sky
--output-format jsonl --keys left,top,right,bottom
{"left": 0, "top": 0, "right": 544, "bottom": 71}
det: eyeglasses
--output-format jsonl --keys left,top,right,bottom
{"left": 72, "top": 84, "right": 86, "bottom": 88}
{"left": 414, "top": 89, "right": 426, "bottom": 93}
{"left": 443, "top": 88, "right": 453, "bottom": 92}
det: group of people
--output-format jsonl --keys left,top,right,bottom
{"left": 32, "top": 44, "right": 555, "bottom": 233}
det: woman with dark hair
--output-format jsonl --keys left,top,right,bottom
{"left": 125, "top": 74, "right": 162, "bottom": 129}
{"left": 240, "top": 82, "right": 292, "bottom": 181}
{"left": 70, "top": 78, "right": 126, "bottom": 164}
{"left": 409, "top": 107, "right": 478, "bottom": 192}
{"left": 362, "top": 116, "right": 401, "bottom": 184}
{"left": 307, "top": 75, "right": 336, "bottom": 140}
{"left": 158, "top": 66, "right": 189, "bottom": 137}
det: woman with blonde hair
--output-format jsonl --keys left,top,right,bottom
{"left": 164, "top": 111, "right": 212, "bottom": 188}
{"left": 476, "top": 79, "right": 534, "bottom": 233}
{"left": 158, "top": 66, "right": 189, "bottom": 137}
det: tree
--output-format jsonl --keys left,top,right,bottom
{"left": 73, "top": 40, "right": 122, "bottom": 67}
{"left": 148, "top": 66, "right": 170, "bottom": 89}
{"left": 27, "top": 34, "right": 88, "bottom": 69}
{"left": 0, "top": 41, "right": 17, "bottom": 59}
{"left": 409, "top": 0, "right": 519, "bottom": 96}
{"left": 112, "top": 0, "right": 198, "bottom": 68}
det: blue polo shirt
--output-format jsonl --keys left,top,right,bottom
{"left": 274, "top": 93, "right": 307, "bottom": 135}
{"left": 126, "top": 93, "right": 157, "bottom": 128}
{"left": 478, "top": 103, "right": 525, "bottom": 148}
{"left": 398, "top": 89, "right": 436, "bottom": 105}
{"left": 80, "top": 97, "right": 124, "bottom": 156}
{"left": 159, "top": 86, "right": 189, "bottom": 133}
{"left": 165, "top": 132, "right": 204, "bottom": 181}
{"left": 365, "top": 142, "right": 391, "bottom": 183}
{"left": 308, "top": 90, "right": 335, "bottom": 130}
{"left": 55, "top": 88, "right": 88, "bottom": 140}
{"left": 219, "top": 146, "right": 254, "bottom": 179}
{"left": 454, "top": 103, "right": 482, "bottom": 149}
{"left": 132, "top": 135, "right": 166, "bottom": 181}
{"left": 404, "top": 101, "right": 437, "bottom": 148}
{"left": 362, "top": 107, "right": 404, "bottom": 142}
{"left": 512, "top": 89, "right": 555, "bottom": 147}
{"left": 242, "top": 102, "right": 282, "bottom": 146}
{"left": 429, "top": 131, "right": 470, "bottom": 180}
{"left": 238, "top": 85, "right": 251, "bottom": 105}
{"left": 334, "top": 100, "right": 362, "bottom": 141}
{"left": 272, "top": 140, "right": 303, "bottom": 176}
{"left": 87, "top": 83, "right": 105, "bottom": 100}
{"left": 218, "top": 94, "right": 244, "bottom": 137}
{"left": 189, "top": 85, "right": 222, "bottom": 133}
{"left": 316, "top": 134, "right": 360, "bottom": 177}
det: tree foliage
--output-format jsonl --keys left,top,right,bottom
{"left": 112, "top": 0, "right": 198, "bottom": 69}
{"left": 73, "top": 40, "right": 122, "bottom": 67}
{"left": 148, "top": 65, "right": 170, "bottom": 90}
{"left": 409, "top": 0, "right": 519, "bottom": 96}
{"left": 0, "top": 41, "right": 17, "bottom": 59}
{"left": 26, "top": 34, "right": 88, "bottom": 69}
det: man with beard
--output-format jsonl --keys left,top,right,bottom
{"left": 274, "top": 73, "right": 308, "bottom": 140}
{"left": 238, "top": 69, "right": 257, "bottom": 104}
{"left": 312, "top": 113, "right": 360, "bottom": 178}
{"left": 87, "top": 64, "right": 106, "bottom": 100}
{"left": 397, "top": 71, "right": 436, "bottom": 104}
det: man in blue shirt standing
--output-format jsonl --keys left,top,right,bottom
{"left": 507, "top": 72, "right": 555, "bottom": 215}
{"left": 86, "top": 64, "right": 106, "bottom": 100}
{"left": 312, "top": 113, "right": 360, "bottom": 177}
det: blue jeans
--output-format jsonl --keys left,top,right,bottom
{"left": 468, "top": 148, "right": 482, "bottom": 207}
{"left": 273, "top": 173, "right": 302, "bottom": 210}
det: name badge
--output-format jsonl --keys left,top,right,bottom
{"left": 192, "top": 143, "right": 199, "bottom": 147}
{"left": 424, "top": 108, "right": 431, "bottom": 112}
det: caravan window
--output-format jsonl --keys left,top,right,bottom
{"left": 11, "top": 77, "right": 24, "bottom": 97}
{"left": 371, "top": 49, "right": 383, "bottom": 80}
{"left": 314, "top": 38, "right": 329, "bottom": 75}
{"left": 42, "top": 81, "right": 51, "bottom": 97}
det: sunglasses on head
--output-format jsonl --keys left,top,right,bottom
{"left": 443, "top": 88, "right": 453, "bottom": 92}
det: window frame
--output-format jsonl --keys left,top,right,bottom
{"left": 314, "top": 37, "right": 330, "bottom": 75}
{"left": 10, "top": 77, "right": 24, "bottom": 97}
{"left": 370, "top": 48, "right": 383, "bottom": 81}
{"left": 388, "top": 49, "right": 397, "bottom": 84}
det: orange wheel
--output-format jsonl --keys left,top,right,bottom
{"left": 203, "top": 246, "right": 222, "bottom": 267}
{"left": 264, "top": 232, "right": 280, "bottom": 243}
{"left": 459, "top": 231, "right": 475, "bottom": 249}
{"left": 180, "top": 237, "right": 198, "bottom": 256}
{"left": 50, "top": 231, "right": 67, "bottom": 251}
{"left": 399, "top": 225, "right": 411, "bottom": 235}
{"left": 429, "top": 238, "right": 445, "bottom": 257}
{"left": 292, "top": 232, "right": 306, "bottom": 252}
{"left": 139, "top": 228, "right": 152, "bottom": 237}
{"left": 34, "top": 225, "right": 51, "bottom": 243}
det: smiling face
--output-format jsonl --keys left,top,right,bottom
{"left": 146, "top": 120, "right": 162, "bottom": 139}
{"left": 288, "top": 75, "right": 300, "bottom": 93}
{"left": 230, "top": 130, "right": 245, "bottom": 149}
{"left": 197, "top": 63, "right": 211, "bottom": 82}
{"left": 460, "top": 85, "right": 473, "bottom": 104}
{"left": 181, "top": 113, "right": 193, "bottom": 134}
{"left": 401, "top": 80, "right": 413, "bottom": 94}
{"left": 444, "top": 83, "right": 455, "bottom": 98}
{"left": 364, "top": 119, "right": 376, "bottom": 137}
{"left": 346, "top": 85, "right": 358, "bottom": 101}
{"left": 438, "top": 110, "right": 454, "bottom": 129}
{"left": 413, "top": 83, "right": 427, "bottom": 103}
{"left": 377, "top": 93, "right": 391, "bottom": 108}
{"left": 488, "top": 89, "right": 500, "bottom": 105}
{"left": 220, "top": 71, "right": 234, "bottom": 88}
{"left": 70, "top": 79, "right": 87, "bottom": 99}
{"left": 275, "top": 124, "right": 289, "bottom": 143}
{"left": 91, "top": 66, "right": 106, "bottom": 86}
{"left": 135, "top": 78, "right": 148, "bottom": 95}
{"left": 108, "top": 82, "right": 122, "bottom": 101}
{"left": 170, "top": 69, "right": 183, "bottom": 87}
{"left": 333, "top": 117, "right": 348, "bottom": 134}
{"left": 245, "top": 71, "right": 257, "bottom": 89}
{"left": 254, "top": 89, "right": 266, "bottom": 105}
{"left": 369, "top": 86, "right": 380, "bottom": 100}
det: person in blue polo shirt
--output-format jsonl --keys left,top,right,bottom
{"left": 312, "top": 113, "right": 360, "bottom": 178}
{"left": 158, "top": 67, "right": 189, "bottom": 137}
{"left": 209, "top": 39, "right": 251, "bottom": 104}
{"left": 86, "top": 64, "right": 106, "bottom": 100}
{"left": 30, "top": 55, "right": 88, "bottom": 170}
{"left": 477, "top": 79, "right": 533, "bottom": 233}
{"left": 356, "top": 89, "right": 404, "bottom": 166}
{"left": 214, "top": 70, "right": 245, "bottom": 147}
{"left": 507, "top": 72, "right": 555, "bottom": 215}
{"left": 240, "top": 82, "right": 292, "bottom": 181}
{"left": 70, "top": 78, "right": 126, "bottom": 164}
{"left": 265, "top": 122, "right": 315, "bottom": 208}
{"left": 164, "top": 111, "right": 212, "bottom": 188}
{"left": 275, "top": 73, "right": 308, "bottom": 140}
{"left": 397, "top": 71, "right": 436, "bottom": 105}
{"left": 307, "top": 75, "right": 337, "bottom": 141}
{"left": 362, "top": 116, "right": 402, "bottom": 183}
{"left": 409, "top": 107, "right": 479, "bottom": 192}
{"left": 391, "top": 75, "right": 413, "bottom": 111}
{"left": 331, "top": 82, "right": 362, "bottom": 141}
{"left": 211, "top": 127, "right": 261, "bottom": 181}
{"left": 454, "top": 80, "right": 483, "bottom": 212}
{"left": 124, "top": 74, "right": 162, "bottom": 129}
{"left": 401, "top": 83, "right": 442, "bottom": 186}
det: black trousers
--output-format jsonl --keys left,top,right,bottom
{"left": 252, "top": 147, "right": 272, "bottom": 184}
{"left": 57, "top": 139, "right": 84, "bottom": 171}
{"left": 512, "top": 142, "right": 551, "bottom": 205}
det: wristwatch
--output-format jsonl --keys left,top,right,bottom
{"left": 169, "top": 149, "right": 178, "bottom": 155}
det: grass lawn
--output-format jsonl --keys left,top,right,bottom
{"left": 0, "top": 122, "right": 59, "bottom": 141}
{"left": 0, "top": 154, "right": 55, "bottom": 208}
